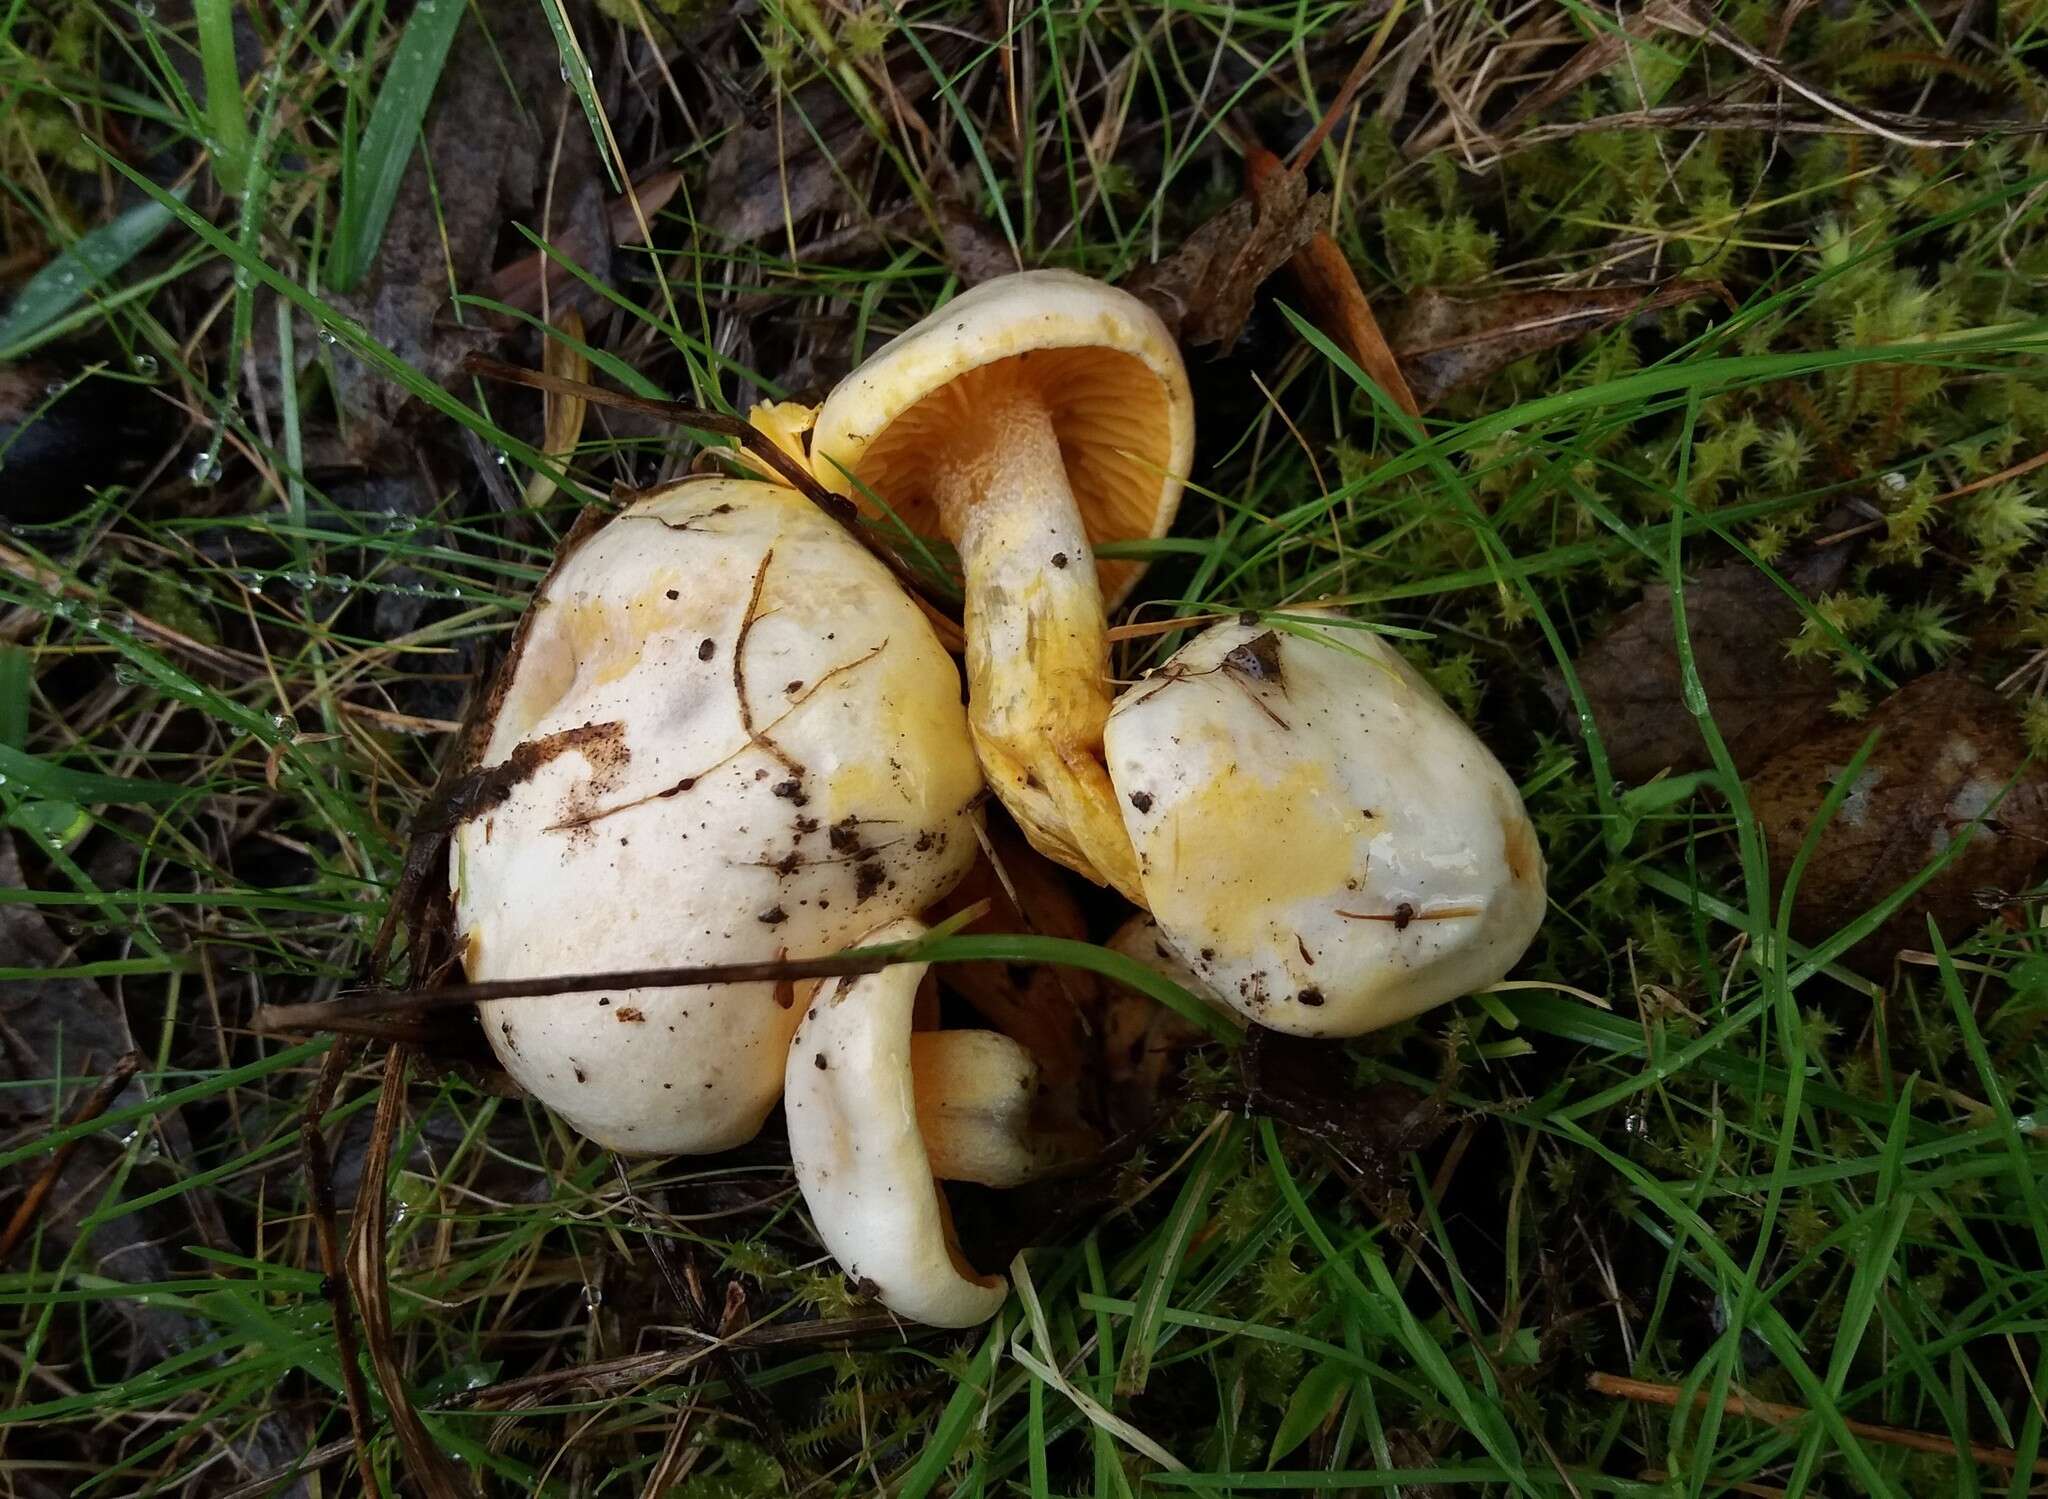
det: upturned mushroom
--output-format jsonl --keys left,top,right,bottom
{"left": 451, "top": 476, "right": 982, "bottom": 1155}
{"left": 1102, "top": 614, "right": 1546, "bottom": 1036}
{"left": 808, "top": 270, "right": 1194, "bottom": 902}
{"left": 785, "top": 917, "right": 1086, "bottom": 1328}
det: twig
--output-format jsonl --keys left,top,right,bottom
{"left": 1640, "top": 0, "right": 1982, "bottom": 149}
{"left": 300, "top": 1038, "right": 381, "bottom": 1499}
{"left": 212, "top": 1439, "right": 359, "bottom": 1499}
{"left": 350, "top": 1046, "right": 470, "bottom": 1499}
{"left": 1286, "top": 0, "right": 1409, "bottom": 172}
{"left": 0, "top": 1051, "right": 143, "bottom": 1260}
{"left": 1587, "top": 1371, "right": 2048, "bottom": 1474}
{"left": 460, "top": 355, "right": 955, "bottom": 616}
{"left": 257, "top": 951, "right": 921, "bottom": 1031}
{"left": 1814, "top": 445, "right": 2048, "bottom": 546}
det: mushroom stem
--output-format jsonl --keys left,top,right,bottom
{"left": 928, "top": 376, "right": 1144, "bottom": 900}
{"left": 909, "top": 1030, "right": 1053, "bottom": 1187}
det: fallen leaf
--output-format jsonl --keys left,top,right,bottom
{"left": 1748, "top": 671, "right": 2048, "bottom": 971}
{"left": 1242, "top": 146, "right": 1419, "bottom": 417}
{"left": 1126, "top": 166, "right": 1328, "bottom": 350}
{"left": 326, "top": 0, "right": 609, "bottom": 465}
{"left": 935, "top": 198, "right": 1018, "bottom": 286}
{"left": 699, "top": 38, "right": 972, "bottom": 246}
{"left": 1388, "top": 280, "right": 1726, "bottom": 408}
{"left": 522, "top": 308, "right": 588, "bottom": 509}
{"left": 1565, "top": 560, "right": 1849, "bottom": 783}
{"left": 489, "top": 168, "right": 682, "bottom": 318}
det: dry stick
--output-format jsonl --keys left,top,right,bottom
{"left": 1245, "top": 143, "right": 1421, "bottom": 418}
{"left": 1813, "top": 445, "right": 2048, "bottom": 547}
{"left": 350, "top": 1046, "right": 471, "bottom": 1499}
{"left": 0, "top": 1051, "right": 144, "bottom": 1261}
{"left": 1640, "top": 0, "right": 1978, "bottom": 149}
{"left": 256, "top": 950, "right": 924, "bottom": 1032}
{"left": 459, "top": 355, "right": 955, "bottom": 622}
{"left": 1586, "top": 1371, "right": 2048, "bottom": 1475}
{"left": 1284, "top": 0, "right": 1409, "bottom": 173}
{"left": 299, "top": 1038, "right": 382, "bottom": 1499}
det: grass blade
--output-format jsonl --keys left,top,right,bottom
{"left": 326, "top": 0, "right": 469, "bottom": 291}
{"left": 0, "top": 193, "right": 183, "bottom": 356}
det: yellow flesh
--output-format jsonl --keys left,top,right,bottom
{"left": 925, "top": 368, "right": 1144, "bottom": 898}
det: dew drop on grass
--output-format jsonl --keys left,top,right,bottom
{"left": 582, "top": 1284, "right": 603, "bottom": 1311}
{"left": 135, "top": 0, "right": 153, "bottom": 17}
{"left": 131, "top": 354, "right": 158, "bottom": 375}
{"left": 335, "top": 49, "right": 356, "bottom": 72}
{"left": 317, "top": 329, "right": 339, "bottom": 346}
{"left": 188, "top": 453, "right": 223, "bottom": 485}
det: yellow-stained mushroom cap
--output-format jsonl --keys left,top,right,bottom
{"left": 1103, "top": 616, "right": 1547, "bottom": 1037}
{"left": 451, "top": 478, "right": 982, "bottom": 1155}
{"left": 809, "top": 271, "right": 1194, "bottom": 902}
{"left": 785, "top": 918, "right": 1076, "bottom": 1328}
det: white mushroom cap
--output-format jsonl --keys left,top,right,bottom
{"left": 808, "top": 269, "right": 1193, "bottom": 608}
{"left": 786, "top": 918, "right": 1069, "bottom": 1328}
{"left": 806, "top": 270, "right": 1194, "bottom": 899}
{"left": 1103, "top": 616, "right": 1546, "bottom": 1037}
{"left": 451, "top": 478, "right": 982, "bottom": 1155}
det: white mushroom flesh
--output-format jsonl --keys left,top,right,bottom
{"left": 785, "top": 918, "right": 1059, "bottom": 1328}
{"left": 452, "top": 478, "right": 982, "bottom": 1154}
{"left": 1103, "top": 617, "right": 1546, "bottom": 1037}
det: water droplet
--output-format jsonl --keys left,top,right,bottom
{"left": 269, "top": 712, "right": 298, "bottom": 736}
{"left": 188, "top": 453, "right": 223, "bottom": 485}
{"left": 1624, "top": 1111, "right": 1648, "bottom": 1137}
{"left": 234, "top": 267, "right": 252, "bottom": 290}
{"left": 335, "top": 49, "right": 356, "bottom": 72}
{"left": 0, "top": 773, "right": 10, "bottom": 787}
{"left": 131, "top": 353, "right": 159, "bottom": 375}
{"left": 582, "top": 1284, "right": 603, "bottom": 1310}
{"left": 494, "top": 452, "right": 509, "bottom": 467}
{"left": 135, "top": 0, "right": 153, "bottom": 15}
{"left": 317, "top": 328, "right": 339, "bottom": 346}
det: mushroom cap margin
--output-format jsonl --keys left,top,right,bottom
{"left": 808, "top": 269, "right": 1193, "bottom": 606}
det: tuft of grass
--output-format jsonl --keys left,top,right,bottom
{"left": 3, "top": 1, "right": 2048, "bottom": 1496}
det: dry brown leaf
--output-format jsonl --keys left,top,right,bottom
{"left": 522, "top": 310, "right": 588, "bottom": 509}
{"left": 1243, "top": 146, "right": 1419, "bottom": 417}
{"left": 1126, "top": 167, "right": 1328, "bottom": 350}
{"left": 1748, "top": 672, "right": 2048, "bottom": 973}
{"left": 1565, "top": 563, "right": 1846, "bottom": 783}
{"left": 935, "top": 198, "right": 1019, "bottom": 286}
{"left": 327, "top": 0, "right": 608, "bottom": 466}
{"left": 1388, "top": 280, "right": 1726, "bottom": 408}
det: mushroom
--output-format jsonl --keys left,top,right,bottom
{"left": 451, "top": 476, "right": 982, "bottom": 1154}
{"left": 1102, "top": 615, "right": 1546, "bottom": 1036}
{"left": 785, "top": 917, "right": 1085, "bottom": 1328}
{"left": 808, "top": 270, "right": 1194, "bottom": 902}
{"left": 1100, "top": 914, "right": 1239, "bottom": 1098}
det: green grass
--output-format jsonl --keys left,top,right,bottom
{"left": 5, "top": 0, "right": 2048, "bottom": 1495}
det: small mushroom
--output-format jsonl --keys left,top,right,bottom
{"left": 809, "top": 270, "right": 1194, "bottom": 902}
{"left": 1100, "top": 914, "right": 1241, "bottom": 1126}
{"left": 1102, "top": 616, "right": 1546, "bottom": 1036}
{"left": 452, "top": 477, "right": 982, "bottom": 1154}
{"left": 785, "top": 918, "right": 1082, "bottom": 1328}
